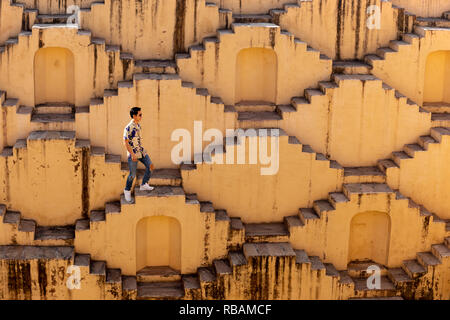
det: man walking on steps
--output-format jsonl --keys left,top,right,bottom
{"left": 123, "top": 107, "right": 154, "bottom": 202}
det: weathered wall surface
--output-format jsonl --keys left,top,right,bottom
{"left": 0, "top": 132, "right": 85, "bottom": 226}
{"left": 277, "top": 0, "right": 414, "bottom": 60}
{"left": 391, "top": 0, "right": 450, "bottom": 17}
{"left": 0, "top": 1, "right": 22, "bottom": 44}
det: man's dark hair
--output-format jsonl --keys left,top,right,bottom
{"left": 130, "top": 107, "right": 141, "bottom": 118}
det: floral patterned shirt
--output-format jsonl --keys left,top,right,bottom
{"left": 123, "top": 120, "right": 146, "bottom": 158}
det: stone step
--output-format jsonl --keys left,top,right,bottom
{"left": 121, "top": 164, "right": 181, "bottom": 186}
{"left": 213, "top": 259, "right": 232, "bottom": 276}
{"left": 312, "top": 200, "right": 334, "bottom": 217}
{"left": 445, "top": 237, "right": 450, "bottom": 249}
{"left": 309, "top": 256, "right": 326, "bottom": 272}
{"left": 431, "top": 113, "right": 450, "bottom": 127}
{"left": 182, "top": 274, "right": 201, "bottom": 293}
{"left": 230, "top": 217, "right": 244, "bottom": 232}
{"left": 34, "top": 225, "right": 75, "bottom": 244}
{"left": 352, "top": 276, "right": 397, "bottom": 296}
{"left": 294, "top": 249, "right": 311, "bottom": 265}
{"left": 243, "top": 242, "right": 296, "bottom": 259}
{"left": 31, "top": 113, "right": 75, "bottom": 123}
{"left": 36, "top": 14, "right": 72, "bottom": 24}
{"left": 244, "top": 223, "right": 290, "bottom": 242}
{"left": 18, "top": 219, "right": 35, "bottom": 233}
{"left": 401, "top": 259, "right": 426, "bottom": 279}
{"left": 30, "top": 114, "right": 75, "bottom": 131}
{"left": 332, "top": 60, "right": 371, "bottom": 75}
{"left": 228, "top": 251, "right": 247, "bottom": 267}
{"left": 198, "top": 267, "right": 217, "bottom": 283}
{"left": 343, "top": 183, "right": 393, "bottom": 199}
{"left": 34, "top": 103, "right": 74, "bottom": 114}
{"left": 403, "top": 143, "right": 425, "bottom": 158}
{"left": 90, "top": 260, "right": 106, "bottom": 276}
{"left": 328, "top": 192, "right": 349, "bottom": 207}
{"left": 417, "top": 251, "right": 441, "bottom": 270}
{"left": 134, "top": 186, "right": 185, "bottom": 199}
{"left": 377, "top": 159, "right": 398, "bottom": 173}
{"left": 0, "top": 245, "right": 74, "bottom": 260}
{"left": 387, "top": 268, "right": 413, "bottom": 286}
{"left": 136, "top": 266, "right": 181, "bottom": 282}
{"left": 348, "top": 261, "right": 388, "bottom": 278}
{"left": 134, "top": 60, "right": 177, "bottom": 74}
{"left": 234, "top": 101, "right": 277, "bottom": 112}
{"left": 106, "top": 268, "right": 122, "bottom": 284}
{"left": 185, "top": 193, "right": 200, "bottom": 205}
{"left": 343, "top": 166, "right": 385, "bottom": 184}
{"left": 324, "top": 263, "right": 340, "bottom": 278}
{"left": 392, "top": 151, "right": 412, "bottom": 166}
{"left": 137, "top": 281, "right": 184, "bottom": 300}
{"left": 299, "top": 208, "right": 319, "bottom": 224}
{"left": 284, "top": 215, "right": 304, "bottom": 230}
{"left": 74, "top": 253, "right": 90, "bottom": 267}
{"left": 430, "top": 127, "right": 450, "bottom": 142}
{"left": 237, "top": 111, "right": 282, "bottom": 122}
{"left": 415, "top": 17, "right": 450, "bottom": 28}
{"left": 3, "top": 211, "right": 21, "bottom": 225}
{"left": 422, "top": 102, "right": 450, "bottom": 113}
{"left": 338, "top": 270, "right": 354, "bottom": 286}
{"left": 417, "top": 136, "right": 437, "bottom": 151}
{"left": 431, "top": 243, "right": 450, "bottom": 261}
{"left": 233, "top": 14, "right": 273, "bottom": 23}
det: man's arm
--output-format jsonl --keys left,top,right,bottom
{"left": 124, "top": 138, "right": 136, "bottom": 159}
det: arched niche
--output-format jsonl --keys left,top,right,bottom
{"left": 34, "top": 47, "right": 75, "bottom": 105}
{"left": 235, "top": 47, "right": 278, "bottom": 104}
{"left": 348, "top": 211, "right": 391, "bottom": 265}
{"left": 136, "top": 216, "right": 182, "bottom": 273}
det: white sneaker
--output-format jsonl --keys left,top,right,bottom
{"left": 124, "top": 189, "right": 132, "bottom": 202}
{"left": 140, "top": 183, "right": 154, "bottom": 191}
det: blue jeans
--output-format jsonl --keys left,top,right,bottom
{"left": 125, "top": 154, "right": 152, "bottom": 191}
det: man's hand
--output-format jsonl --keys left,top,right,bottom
{"left": 131, "top": 153, "right": 138, "bottom": 162}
